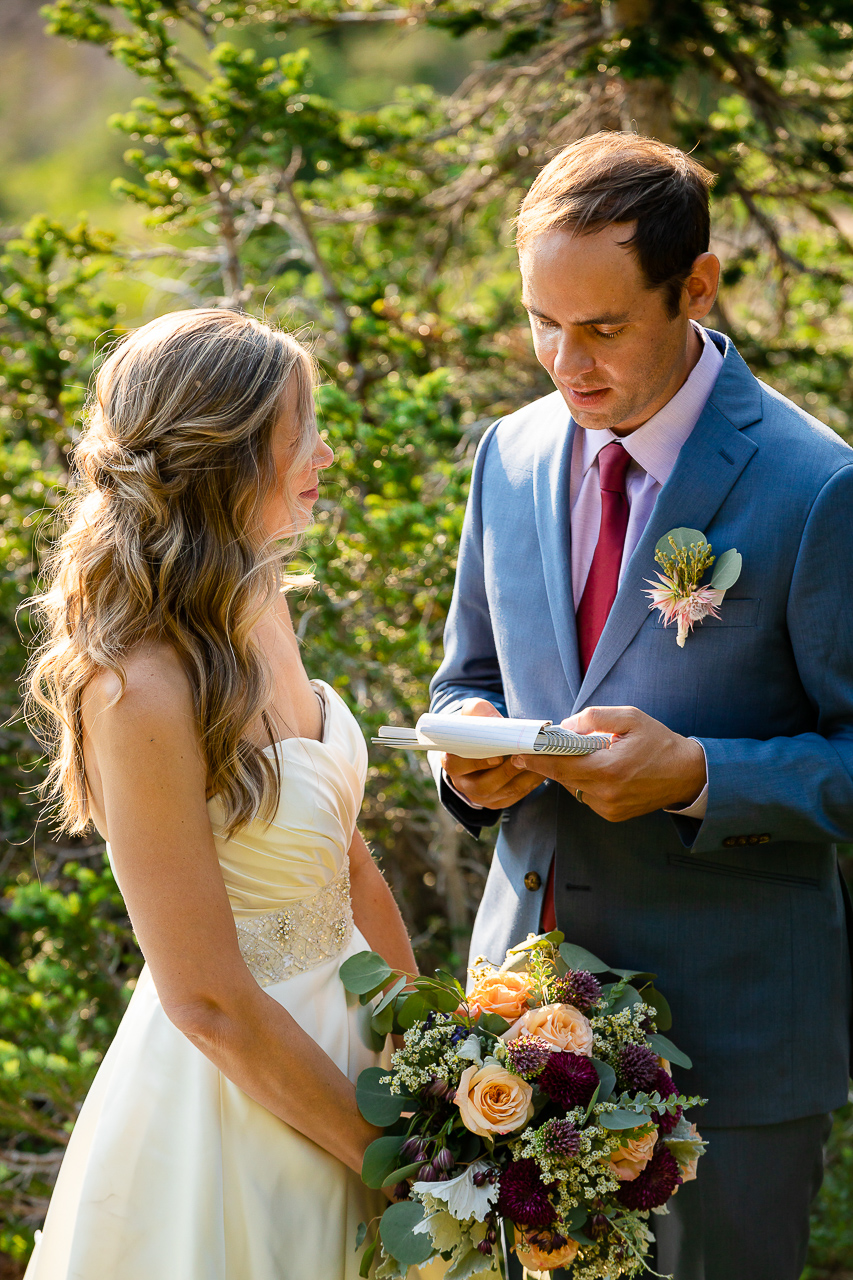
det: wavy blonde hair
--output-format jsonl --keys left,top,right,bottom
{"left": 26, "top": 308, "right": 318, "bottom": 838}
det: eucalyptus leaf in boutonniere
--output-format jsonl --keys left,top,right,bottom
{"left": 645, "top": 527, "right": 742, "bottom": 648}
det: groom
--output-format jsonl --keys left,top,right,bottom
{"left": 429, "top": 131, "right": 853, "bottom": 1279}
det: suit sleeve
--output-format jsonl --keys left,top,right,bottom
{"left": 429, "top": 422, "right": 506, "bottom": 835}
{"left": 687, "top": 462, "right": 853, "bottom": 853}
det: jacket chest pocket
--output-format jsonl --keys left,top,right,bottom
{"left": 650, "top": 597, "right": 761, "bottom": 629}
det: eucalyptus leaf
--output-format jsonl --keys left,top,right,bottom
{"left": 610, "top": 968, "right": 657, "bottom": 984}
{"left": 710, "top": 547, "right": 742, "bottom": 591}
{"left": 599, "top": 1108, "right": 648, "bottom": 1130}
{"left": 645, "top": 985, "right": 673, "bottom": 1032}
{"left": 379, "top": 1200, "right": 433, "bottom": 1267}
{"left": 412, "top": 981, "right": 461, "bottom": 1013}
{"left": 559, "top": 942, "right": 610, "bottom": 974}
{"left": 371, "top": 1000, "right": 395, "bottom": 1038}
{"left": 476, "top": 1012, "right": 511, "bottom": 1035}
{"left": 362, "top": 1135, "right": 406, "bottom": 1188}
{"left": 397, "top": 992, "right": 433, "bottom": 1029}
{"left": 591, "top": 1058, "right": 616, "bottom": 1103}
{"left": 356, "top": 1067, "right": 406, "bottom": 1127}
{"left": 356, "top": 1222, "right": 368, "bottom": 1250}
{"left": 340, "top": 951, "right": 393, "bottom": 996}
{"left": 358, "top": 1234, "right": 377, "bottom": 1278}
{"left": 435, "top": 969, "right": 466, "bottom": 996}
{"left": 381, "top": 1160, "right": 425, "bottom": 1187}
{"left": 373, "top": 974, "right": 409, "bottom": 1016}
{"left": 609, "top": 983, "right": 642, "bottom": 1014}
{"left": 647, "top": 1032, "right": 693, "bottom": 1070}
{"left": 564, "top": 1207, "right": 588, "bottom": 1233}
{"left": 655, "top": 527, "right": 707, "bottom": 557}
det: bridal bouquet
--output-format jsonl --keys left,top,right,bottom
{"left": 341, "top": 932, "right": 706, "bottom": 1280}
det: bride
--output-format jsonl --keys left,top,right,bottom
{"left": 24, "top": 309, "right": 418, "bottom": 1279}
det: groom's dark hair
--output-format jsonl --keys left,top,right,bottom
{"left": 516, "top": 132, "right": 716, "bottom": 319}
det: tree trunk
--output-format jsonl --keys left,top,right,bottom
{"left": 607, "top": 0, "right": 676, "bottom": 143}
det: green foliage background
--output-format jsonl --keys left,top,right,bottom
{"left": 1, "top": 0, "right": 852, "bottom": 1273}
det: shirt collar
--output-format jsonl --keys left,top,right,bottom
{"left": 577, "top": 322, "right": 724, "bottom": 487}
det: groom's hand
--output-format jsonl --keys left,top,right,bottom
{"left": 512, "top": 705, "right": 707, "bottom": 822}
{"left": 442, "top": 699, "right": 544, "bottom": 810}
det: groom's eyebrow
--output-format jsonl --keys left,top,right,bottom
{"left": 523, "top": 302, "right": 631, "bottom": 326}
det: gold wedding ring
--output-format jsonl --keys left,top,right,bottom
{"left": 575, "top": 788, "right": 584, "bottom": 804}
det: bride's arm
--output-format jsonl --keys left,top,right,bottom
{"left": 348, "top": 828, "right": 417, "bottom": 977}
{"left": 82, "top": 648, "right": 381, "bottom": 1177}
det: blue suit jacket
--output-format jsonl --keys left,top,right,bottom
{"left": 430, "top": 331, "right": 853, "bottom": 1126}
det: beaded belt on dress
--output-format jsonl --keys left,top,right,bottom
{"left": 235, "top": 862, "right": 353, "bottom": 988}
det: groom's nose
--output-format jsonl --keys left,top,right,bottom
{"left": 552, "top": 330, "right": 597, "bottom": 384}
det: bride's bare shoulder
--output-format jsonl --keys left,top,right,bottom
{"left": 81, "top": 643, "right": 195, "bottom": 742}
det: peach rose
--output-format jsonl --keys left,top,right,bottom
{"left": 514, "top": 1229, "right": 579, "bottom": 1272}
{"left": 608, "top": 1128, "right": 658, "bottom": 1182}
{"left": 502, "top": 1003, "right": 594, "bottom": 1056}
{"left": 454, "top": 1063, "right": 534, "bottom": 1138}
{"left": 468, "top": 968, "right": 533, "bottom": 1022}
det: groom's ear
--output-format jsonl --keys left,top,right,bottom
{"left": 683, "top": 252, "right": 720, "bottom": 321}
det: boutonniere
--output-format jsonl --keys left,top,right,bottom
{"left": 645, "top": 527, "right": 742, "bottom": 648}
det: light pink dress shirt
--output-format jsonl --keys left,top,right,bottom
{"left": 440, "top": 323, "right": 723, "bottom": 819}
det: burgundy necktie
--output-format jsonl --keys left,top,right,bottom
{"left": 541, "top": 440, "right": 632, "bottom": 934}
{"left": 575, "top": 440, "right": 633, "bottom": 675}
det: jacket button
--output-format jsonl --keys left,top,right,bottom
{"left": 758, "top": 834, "right": 771, "bottom": 843}
{"left": 524, "top": 871, "right": 542, "bottom": 892}
{"left": 723, "top": 837, "right": 737, "bottom": 847}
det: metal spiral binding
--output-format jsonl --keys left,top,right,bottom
{"left": 532, "top": 728, "right": 611, "bottom": 755}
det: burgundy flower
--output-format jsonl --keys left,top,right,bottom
{"left": 505, "top": 1034, "right": 552, "bottom": 1081}
{"left": 549, "top": 970, "right": 603, "bottom": 1013}
{"left": 538, "top": 1050, "right": 599, "bottom": 1110}
{"left": 616, "top": 1143, "right": 682, "bottom": 1211}
{"left": 537, "top": 1118, "right": 581, "bottom": 1159}
{"left": 496, "top": 1158, "right": 557, "bottom": 1227}
{"left": 653, "top": 1067, "right": 683, "bottom": 1134}
{"left": 617, "top": 1042, "right": 659, "bottom": 1094}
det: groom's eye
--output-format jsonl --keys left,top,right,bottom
{"left": 593, "top": 326, "right": 626, "bottom": 340}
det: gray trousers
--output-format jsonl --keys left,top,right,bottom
{"left": 504, "top": 1113, "right": 832, "bottom": 1280}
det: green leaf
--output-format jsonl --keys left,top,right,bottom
{"left": 362, "top": 1135, "right": 407, "bottom": 1188}
{"left": 655, "top": 527, "right": 707, "bottom": 557}
{"left": 356, "top": 1222, "right": 368, "bottom": 1249}
{"left": 356, "top": 1067, "right": 406, "bottom": 1126}
{"left": 591, "top": 1057, "right": 616, "bottom": 1103}
{"left": 379, "top": 1200, "right": 433, "bottom": 1266}
{"left": 396, "top": 992, "right": 433, "bottom": 1029}
{"left": 358, "top": 1234, "right": 377, "bottom": 1277}
{"left": 340, "top": 951, "right": 393, "bottom": 996}
{"left": 610, "top": 968, "right": 657, "bottom": 984}
{"left": 413, "top": 979, "right": 461, "bottom": 1013}
{"left": 559, "top": 943, "right": 611, "bottom": 974}
{"left": 582, "top": 1081, "right": 601, "bottom": 1124}
{"left": 647, "top": 1032, "right": 693, "bottom": 1070}
{"left": 564, "top": 1207, "right": 588, "bottom": 1233}
{"left": 710, "top": 547, "right": 742, "bottom": 590}
{"left": 381, "top": 1160, "right": 424, "bottom": 1187}
{"left": 371, "top": 1000, "right": 395, "bottom": 1038}
{"left": 435, "top": 969, "right": 466, "bottom": 997}
{"left": 609, "top": 983, "right": 642, "bottom": 1014}
{"left": 645, "top": 985, "right": 673, "bottom": 1032}
{"left": 374, "top": 974, "right": 409, "bottom": 1016}
{"left": 600, "top": 1108, "right": 649, "bottom": 1130}
{"left": 475, "top": 1011, "right": 510, "bottom": 1035}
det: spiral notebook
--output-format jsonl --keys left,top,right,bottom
{"left": 372, "top": 715, "right": 611, "bottom": 759}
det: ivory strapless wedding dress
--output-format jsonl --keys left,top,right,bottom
{"left": 25, "top": 680, "right": 393, "bottom": 1280}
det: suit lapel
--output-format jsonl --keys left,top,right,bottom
{"left": 532, "top": 405, "right": 582, "bottom": 703}
{"left": 572, "top": 339, "right": 762, "bottom": 710}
